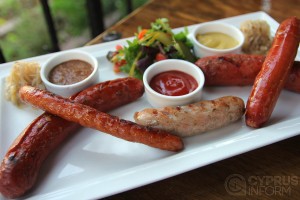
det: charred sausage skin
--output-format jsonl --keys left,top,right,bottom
{"left": 0, "top": 77, "right": 144, "bottom": 199}
{"left": 19, "top": 86, "right": 184, "bottom": 153}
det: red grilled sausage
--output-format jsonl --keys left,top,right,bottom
{"left": 195, "top": 54, "right": 300, "bottom": 93}
{"left": 0, "top": 77, "right": 144, "bottom": 199}
{"left": 19, "top": 86, "right": 184, "bottom": 153}
{"left": 245, "top": 16, "right": 300, "bottom": 128}
{"left": 196, "top": 54, "right": 265, "bottom": 86}
{"left": 285, "top": 61, "right": 300, "bottom": 93}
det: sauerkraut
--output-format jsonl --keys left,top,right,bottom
{"left": 5, "top": 61, "right": 45, "bottom": 106}
{"left": 240, "top": 20, "right": 272, "bottom": 55}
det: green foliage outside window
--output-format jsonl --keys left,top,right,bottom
{"left": 0, "top": 0, "right": 148, "bottom": 62}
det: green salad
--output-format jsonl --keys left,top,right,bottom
{"left": 106, "top": 18, "right": 196, "bottom": 79}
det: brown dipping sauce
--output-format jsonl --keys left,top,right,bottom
{"left": 48, "top": 59, "right": 93, "bottom": 85}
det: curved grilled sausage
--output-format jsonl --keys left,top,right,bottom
{"left": 134, "top": 96, "right": 245, "bottom": 137}
{"left": 195, "top": 54, "right": 300, "bottom": 93}
{"left": 19, "top": 86, "right": 184, "bottom": 152}
{"left": 245, "top": 16, "right": 300, "bottom": 128}
{"left": 0, "top": 77, "right": 144, "bottom": 199}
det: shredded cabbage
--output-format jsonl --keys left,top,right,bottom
{"left": 5, "top": 61, "right": 45, "bottom": 107}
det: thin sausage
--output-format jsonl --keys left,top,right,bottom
{"left": 0, "top": 77, "right": 144, "bottom": 199}
{"left": 245, "top": 17, "right": 300, "bottom": 128}
{"left": 19, "top": 86, "right": 184, "bottom": 152}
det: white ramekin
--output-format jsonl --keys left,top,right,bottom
{"left": 40, "top": 50, "right": 99, "bottom": 97}
{"left": 189, "top": 22, "right": 245, "bottom": 58}
{"left": 143, "top": 59, "right": 205, "bottom": 108}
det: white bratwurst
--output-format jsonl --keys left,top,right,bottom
{"left": 134, "top": 96, "right": 245, "bottom": 137}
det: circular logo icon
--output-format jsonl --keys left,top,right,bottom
{"left": 224, "top": 174, "right": 246, "bottom": 196}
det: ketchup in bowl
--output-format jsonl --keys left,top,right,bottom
{"left": 149, "top": 70, "right": 198, "bottom": 96}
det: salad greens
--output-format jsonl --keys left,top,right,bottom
{"left": 107, "top": 18, "right": 196, "bottom": 79}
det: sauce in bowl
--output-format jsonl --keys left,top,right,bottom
{"left": 196, "top": 32, "right": 239, "bottom": 49}
{"left": 48, "top": 59, "right": 93, "bottom": 85}
{"left": 149, "top": 70, "right": 198, "bottom": 96}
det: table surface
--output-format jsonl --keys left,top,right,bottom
{"left": 87, "top": 0, "right": 300, "bottom": 199}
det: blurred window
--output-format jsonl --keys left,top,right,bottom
{"left": 0, "top": 0, "right": 148, "bottom": 62}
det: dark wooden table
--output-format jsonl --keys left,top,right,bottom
{"left": 87, "top": 0, "right": 300, "bottom": 199}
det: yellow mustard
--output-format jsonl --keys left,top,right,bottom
{"left": 196, "top": 32, "right": 239, "bottom": 49}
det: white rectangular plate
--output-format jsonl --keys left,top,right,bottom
{"left": 1, "top": 11, "right": 300, "bottom": 200}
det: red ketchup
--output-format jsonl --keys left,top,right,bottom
{"left": 150, "top": 70, "right": 198, "bottom": 96}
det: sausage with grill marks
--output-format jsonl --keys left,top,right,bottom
{"left": 0, "top": 77, "right": 144, "bottom": 199}
{"left": 134, "top": 96, "right": 245, "bottom": 137}
{"left": 19, "top": 86, "right": 184, "bottom": 153}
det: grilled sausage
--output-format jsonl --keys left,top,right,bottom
{"left": 0, "top": 77, "right": 144, "bottom": 199}
{"left": 285, "top": 61, "right": 300, "bottom": 93}
{"left": 245, "top": 16, "right": 300, "bottom": 128}
{"left": 134, "top": 96, "right": 245, "bottom": 137}
{"left": 19, "top": 86, "right": 184, "bottom": 152}
{"left": 196, "top": 54, "right": 265, "bottom": 86}
{"left": 195, "top": 54, "right": 300, "bottom": 93}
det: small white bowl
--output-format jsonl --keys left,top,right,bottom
{"left": 41, "top": 50, "right": 99, "bottom": 97}
{"left": 189, "top": 22, "right": 245, "bottom": 58}
{"left": 143, "top": 59, "right": 205, "bottom": 108}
